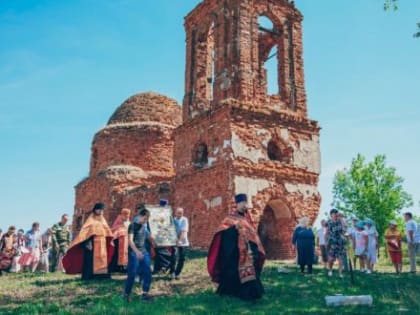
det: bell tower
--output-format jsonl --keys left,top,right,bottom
{"left": 183, "top": 0, "right": 307, "bottom": 120}
{"left": 174, "top": 0, "right": 321, "bottom": 259}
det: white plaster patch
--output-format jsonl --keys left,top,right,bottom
{"left": 280, "top": 128, "right": 289, "bottom": 141}
{"left": 204, "top": 196, "right": 223, "bottom": 210}
{"left": 208, "top": 157, "right": 217, "bottom": 167}
{"left": 231, "top": 132, "right": 265, "bottom": 163}
{"left": 223, "top": 140, "right": 231, "bottom": 148}
{"left": 234, "top": 176, "right": 272, "bottom": 204}
{"left": 284, "top": 183, "right": 318, "bottom": 200}
{"left": 292, "top": 135, "right": 321, "bottom": 174}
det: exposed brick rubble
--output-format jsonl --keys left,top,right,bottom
{"left": 73, "top": 0, "right": 320, "bottom": 259}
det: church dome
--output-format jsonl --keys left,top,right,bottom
{"left": 107, "top": 92, "right": 182, "bottom": 127}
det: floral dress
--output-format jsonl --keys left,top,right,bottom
{"left": 326, "top": 220, "right": 346, "bottom": 259}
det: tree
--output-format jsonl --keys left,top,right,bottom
{"left": 332, "top": 154, "right": 413, "bottom": 244}
{"left": 383, "top": 0, "right": 420, "bottom": 38}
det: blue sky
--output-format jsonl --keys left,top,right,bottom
{"left": 0, "top": 0, "right": 419, "bottom": 231}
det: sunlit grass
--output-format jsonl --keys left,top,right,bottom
{"left": 1, "top": 250, "right": 419, "bottom": 314}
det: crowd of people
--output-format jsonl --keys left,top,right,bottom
{"left": 1, "top": 196, "right": 419, "bottom": 304}
{"left": 0, "top": 214, "right": 71, "bottom": 276}
{"left": 292, "top": 209, "right": 420, "bottom": 277}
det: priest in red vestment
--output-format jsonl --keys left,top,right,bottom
{"left": 208, "top": 194, "right": 265, "bottom": 301}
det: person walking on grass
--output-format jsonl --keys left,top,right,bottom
{"left": 364, "top": 219, "right": 378, "bottom": 274}
{"left": 50, "top": 214, "right": 71, "bottom": 272}
{"left": 351, "top": 221, "right": 368, "bottom": 272}
{"left": 317, "top": 220, "right": 328, "bottom": 269}
{"left": 404, "top": 212, "right": 420, "bottom": 273}
{"left": 24, "top": 222, "right": 42, "bottom": 272}
{"left": 63, "top": 203, "right": 114, "bottom": 280}
{"left": 171, "top": 207, "right": 189, "bottom": 280}
{"left": 292, "top": 217, "right": 315, "bottom": 275}
{"left": 325, "top": 209, "right": 346, "bottom": 278}
{"left": 124, "top": 208, "right": 153, "bottom": 302}
{"left": 385, "top": 220, "right": 403, "bottom": 274}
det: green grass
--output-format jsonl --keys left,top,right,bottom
{"left": 1, "top": 250, "right": 419, "bottom": 315}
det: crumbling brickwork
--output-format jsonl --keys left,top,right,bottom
{"left": 73, "top": 92, "right": 181, "bottom": 232}
{"left": 73, "top": 0, "right": 320, "bottom": 259}
{"left": 175, "top": 0, "right": 320, "bottom": 259}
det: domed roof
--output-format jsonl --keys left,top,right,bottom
{"left": 107, "top": 92, "right": 182, "bottom": 127}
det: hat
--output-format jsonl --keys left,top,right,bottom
{"left": 356, "top": 222, "right": 365, "bottom": 229}
{"left": 364, "top": 218, "right": 374, "bottom": 226}
{"left": 159, "top": 199, "right": 168, "bottom": 207}
{"left": 92, "top": 202, "right": 105, "bottom": 211}
{"left": 235, "top": 193, "right": 247, "bottom": 204}
{"left": 121, "top": 208, "right": 131, "bottom": 215}
{"left": 350, "top": 215, "right": 359, "bottom": 221}
{"left": 389, "top": 220, "right": 397, "bottom": 226}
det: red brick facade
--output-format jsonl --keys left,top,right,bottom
{"left": 73, "top": 0, "right": 320, "bottom": 259}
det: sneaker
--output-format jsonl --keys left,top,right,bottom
{"left": 142, "top": 293, "right": 152, "bottom": 302}
{"left": 366, "top": 270, "right": 372, "bottom": 274}
{"left": 175, "top": 274, "right": 180, "bottom": 280}
{"left": 328, "top": 271, "right": 333, "bottom": 277}
{"left": 170, "top": 273, "right": 176, "bottom": 280}
{"left": 339, "top": 273, "right": 344, "bottom": 278}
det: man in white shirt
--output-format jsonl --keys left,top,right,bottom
{"left": 404, "top": 212, "right": 420, "bottom": 273}
{"left": 317, "top": 220, "right": 327, "bottom": 268}
{"left": 172, "top": 207, "right": 189, "bottom": 280}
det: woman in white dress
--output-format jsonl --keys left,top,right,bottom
{"left": 364, "top": 219, "right": 378, "bottom": 274}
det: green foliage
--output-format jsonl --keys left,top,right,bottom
{"left": 383, "top": 0, "right": 419, "bottom": 38}
{"left": 383, "top": 0, "right": 399, "bottom": 11}
{"left": 332, "top": 154, "right": 413, "bottom": 243}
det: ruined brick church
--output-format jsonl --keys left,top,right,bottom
{"left": 73, "top": 0, "right": 321, "bottom": 259}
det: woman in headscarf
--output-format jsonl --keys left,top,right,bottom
{"left": 385, "top": 220, "right": 403, "bottom": 274}
{"left": 0, "top": 226, "right": 17, "bottom": 275}
{"left": 364, "top": 218, "right": 378, "bottom": 274}
{"left": 63, "top": 202, "right": 114, "bottom": 280}
{"left": 292, "top": 217, "right": 315, "bottom": 275}
{"left": 109, "top": 208, "right": 131, "bottom": 273}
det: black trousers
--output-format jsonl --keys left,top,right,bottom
{"left": 170, "top": 247, "right": 188, "bottom": 276}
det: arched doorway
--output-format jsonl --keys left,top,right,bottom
{"left": 258, "top": 199, "right": 295, "bottom": 259}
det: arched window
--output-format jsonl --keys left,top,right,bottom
{"left": 193, "top": 143, "right": 208, "bottom": 169}
{"left": 258, "top": 15, "right": 280, "bottom": 97}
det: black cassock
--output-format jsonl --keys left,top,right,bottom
{"left": 81, "top": 237, "right": 111, "bottom": 281}
{"left": 216, "top": 226, "right": 264, "bottom": 300}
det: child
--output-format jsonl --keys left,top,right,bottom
{"left": 351, "top": 222, "right": 368, "bottom": 272}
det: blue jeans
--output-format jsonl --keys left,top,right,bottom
{"left": 124, "top": 250, "right": 152, "bottom": 295}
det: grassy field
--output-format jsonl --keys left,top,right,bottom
{"left": 1, "top": 250, "right": 419, "bottom": 315}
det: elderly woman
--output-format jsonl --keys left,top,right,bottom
{"left": 325, "top": 209, "right": 346, "bottom": 278}
{"left": 292, "top": 217, "right": 315, "bottom": 274}
{"left": 385, "top": 220, "right": 403, "bottom": 274}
